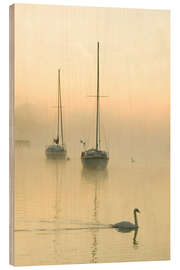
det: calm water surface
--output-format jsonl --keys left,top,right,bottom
{"left": 14, "top": 145, "right": 170, "bottom": 266}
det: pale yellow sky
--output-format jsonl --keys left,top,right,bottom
{"left": 14, "top": 4, "right": 170, "bottom": 160}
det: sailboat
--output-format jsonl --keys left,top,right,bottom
{"left": 81, "top": 42, "right": 109, "bottom": 169}
{"left": 45, "top": 69, "right": 67, "bottom": 159}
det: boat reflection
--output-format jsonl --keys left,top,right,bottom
{"left": 81, "top": 167, "right": 108, "bottom": 182}
{"left": 45, "top": 158, "right": 64, "bottom": 262}
{"left": 81, "top": 167, "right": 108, "bottom": 263}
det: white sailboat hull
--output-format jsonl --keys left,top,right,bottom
{"left": 81, "top": 149, "right": 109, "bottom": 169}
{"left": 45, "top": 145, "right": 66, "bottom": 159}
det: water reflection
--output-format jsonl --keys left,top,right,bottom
{"left": 14, "top": 145, "right": 170, "bottom": 265}
{"left": 133, "top": 228, "right": 138, "bottom": 246}
{"left": 81, "top": 168, "right": 108, "bottom": 263}
{"left": 91, "top": 229, "right": 98, "bottom": 263}
{"left": 45, "top": 158, "right": 65, "bottom": 263}
{"left": 81, "top": 168, "right": 109, "bottom": 182}
{"left": 114, "top": 227, "right": 139, "bottom": 247}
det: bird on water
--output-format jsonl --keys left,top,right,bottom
{"left": 112, "top": 208, "right": 140, "bottom": 232}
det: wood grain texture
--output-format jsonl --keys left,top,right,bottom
{"left": 9, "top": 4, "right": 15, "bottom": 266}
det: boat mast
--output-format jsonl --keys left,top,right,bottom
{"left": 58, "top": 69, "right": 64, "bottom": 146}
{"left": 57, "top": 70, "right": 60, "bottom": 144}
{"left": 96, "top": 42, "right": 100, "bottom": 151}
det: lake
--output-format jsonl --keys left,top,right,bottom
{"left": 14, "top": 145, "right": 170, "bottom": 266}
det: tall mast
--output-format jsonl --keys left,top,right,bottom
{"left": 96, "top": 42, "right": 100, "bottom": 151}
{"left": 57, "top": 70, "right": 60, "bottom": 142}
{"left": 58, "top": 69, "right": 64, "bottom": 146}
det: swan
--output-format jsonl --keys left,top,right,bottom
{"left": 112, "top": 208, "right": 140, "bottom": 232}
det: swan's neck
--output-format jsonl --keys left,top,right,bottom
{"left": 134, "top": 211, "right": 138, "bottom": 226}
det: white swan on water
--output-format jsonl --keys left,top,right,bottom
{"left": 112, "top": 208, "right": 140, "bottom": 232}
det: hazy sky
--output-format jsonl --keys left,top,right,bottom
{"left": 14, "top": 4, "right": 170, "bottom": 162}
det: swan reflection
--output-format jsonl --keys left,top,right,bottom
{"left": 114, "top": 227, "right": 139, "bottom": 246}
